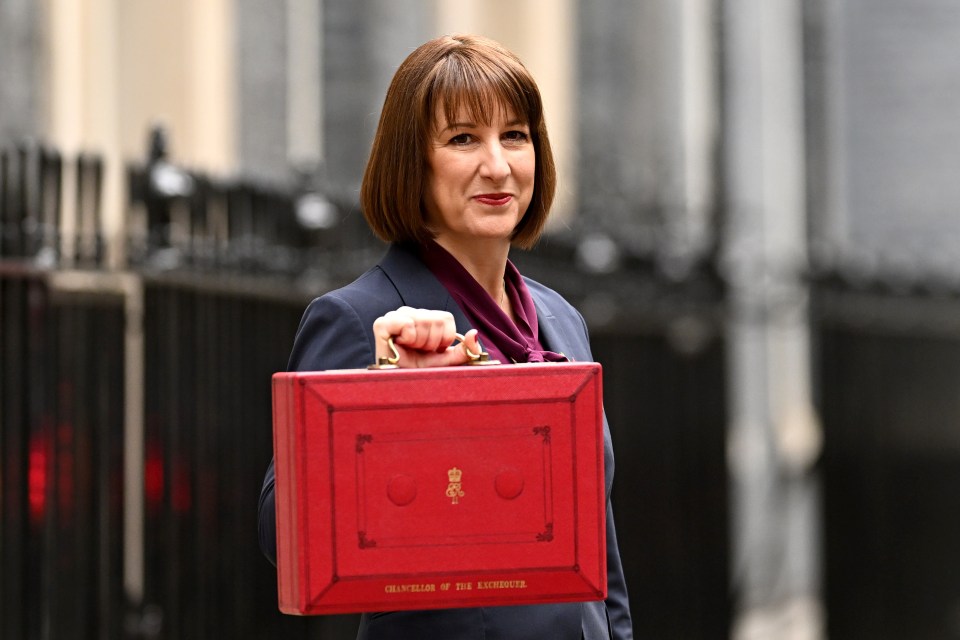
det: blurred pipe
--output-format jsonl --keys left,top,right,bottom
{"left": 722, "top": 0, "right": 824, "bottom": 637}
{"left": 674, "top": 0, "right": 718, "bottom": 268}
{"left": 123, "top": 274, "right": 145, "bottom": 607}
{"left": 286, "top": 0, "right": 323, "bottom": 169}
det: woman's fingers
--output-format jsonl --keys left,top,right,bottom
{"left": 456, "top": 329, "right": 481, "bottom": 360}
{"left": 372, "top": 307, "right": 465, "bottom": 366}
{"left": 427, "top": 329, "right": 481, "bottom": 368}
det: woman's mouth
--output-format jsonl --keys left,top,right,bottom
{"left": 474, "top": 193, "right": 512, "bottom": 207}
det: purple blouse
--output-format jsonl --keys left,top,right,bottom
{"left": 419, "top": 240, "right": 567, "bottom": 364}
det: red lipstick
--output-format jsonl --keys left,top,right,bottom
{"left": 474, "top": 193, "right": 512, "bottom": 206}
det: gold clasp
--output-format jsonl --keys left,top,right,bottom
{"left": 368, "top": 335, "right": 401, "bottom": 369}
{"left": 456, "top": 332, "right": 501, "bottom": 366}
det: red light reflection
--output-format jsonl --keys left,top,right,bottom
{"left": 28, "top": 434, "right": 49, "bottom": 524}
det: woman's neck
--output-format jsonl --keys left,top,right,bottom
{"left": 433, "top": 236, "right": 510, "bottom": 299}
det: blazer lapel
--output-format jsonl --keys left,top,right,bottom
{"left": 528, "top": 283, "right": 578, "bottom": 360}
{"left": 378, "top": 243, "right": 473, "bottom": 334}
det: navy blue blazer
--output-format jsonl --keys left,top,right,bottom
{"left": 259, "top": 243, "right": 633, "bottom": 640}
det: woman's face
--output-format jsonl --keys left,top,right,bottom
{"left": 423, "top": 103, "right": 535, "bottom": 247}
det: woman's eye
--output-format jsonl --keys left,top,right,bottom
{"left": 449, "top": 133, "right": 472, "bottom": 145}
{"left": 503, "top": 130, "right": 530, "bottom": 143}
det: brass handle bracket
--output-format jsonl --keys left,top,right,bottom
{"left": 368, "top": 333, "right": 501, "bottom": 369}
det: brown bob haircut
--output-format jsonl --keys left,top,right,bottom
{"left": 360, "top": 34, "right": 556, "bottom": 250}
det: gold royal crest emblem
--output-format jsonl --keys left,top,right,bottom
{"left": 445, "top": 467, "right": 464, "bottom": 504}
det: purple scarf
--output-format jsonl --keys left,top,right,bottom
{"left": 419, "top": 240, "right": 567, "bottom": 364}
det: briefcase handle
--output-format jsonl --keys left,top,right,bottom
{"left": 368, "top": 333, "right": 501, "bottom": 369}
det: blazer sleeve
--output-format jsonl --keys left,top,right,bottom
{"left": 604, "top": 493, "right": 634, "bottom": 639}
{"left": 572, "top": 308, "right": 634, "bottom": 639}
{"left": 258, "top": 292, "right": 378, "bottom": 565}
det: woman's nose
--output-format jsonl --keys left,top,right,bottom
{"left": 478, "top": 142, "right": 511, "bottom": 181}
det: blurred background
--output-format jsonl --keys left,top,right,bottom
{"left": 2, "top": 0, "right": 960, "bottom": 638}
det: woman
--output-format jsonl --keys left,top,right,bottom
{"left": 259, "top": 34, "right": 633, "bottom": 639}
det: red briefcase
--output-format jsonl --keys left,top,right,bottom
{"left": 271, "top": 361, "right": 606, "bottom": 615}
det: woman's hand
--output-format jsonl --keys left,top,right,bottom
{"left": 372, "top": 306, "right": 481, "bottom": 368}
